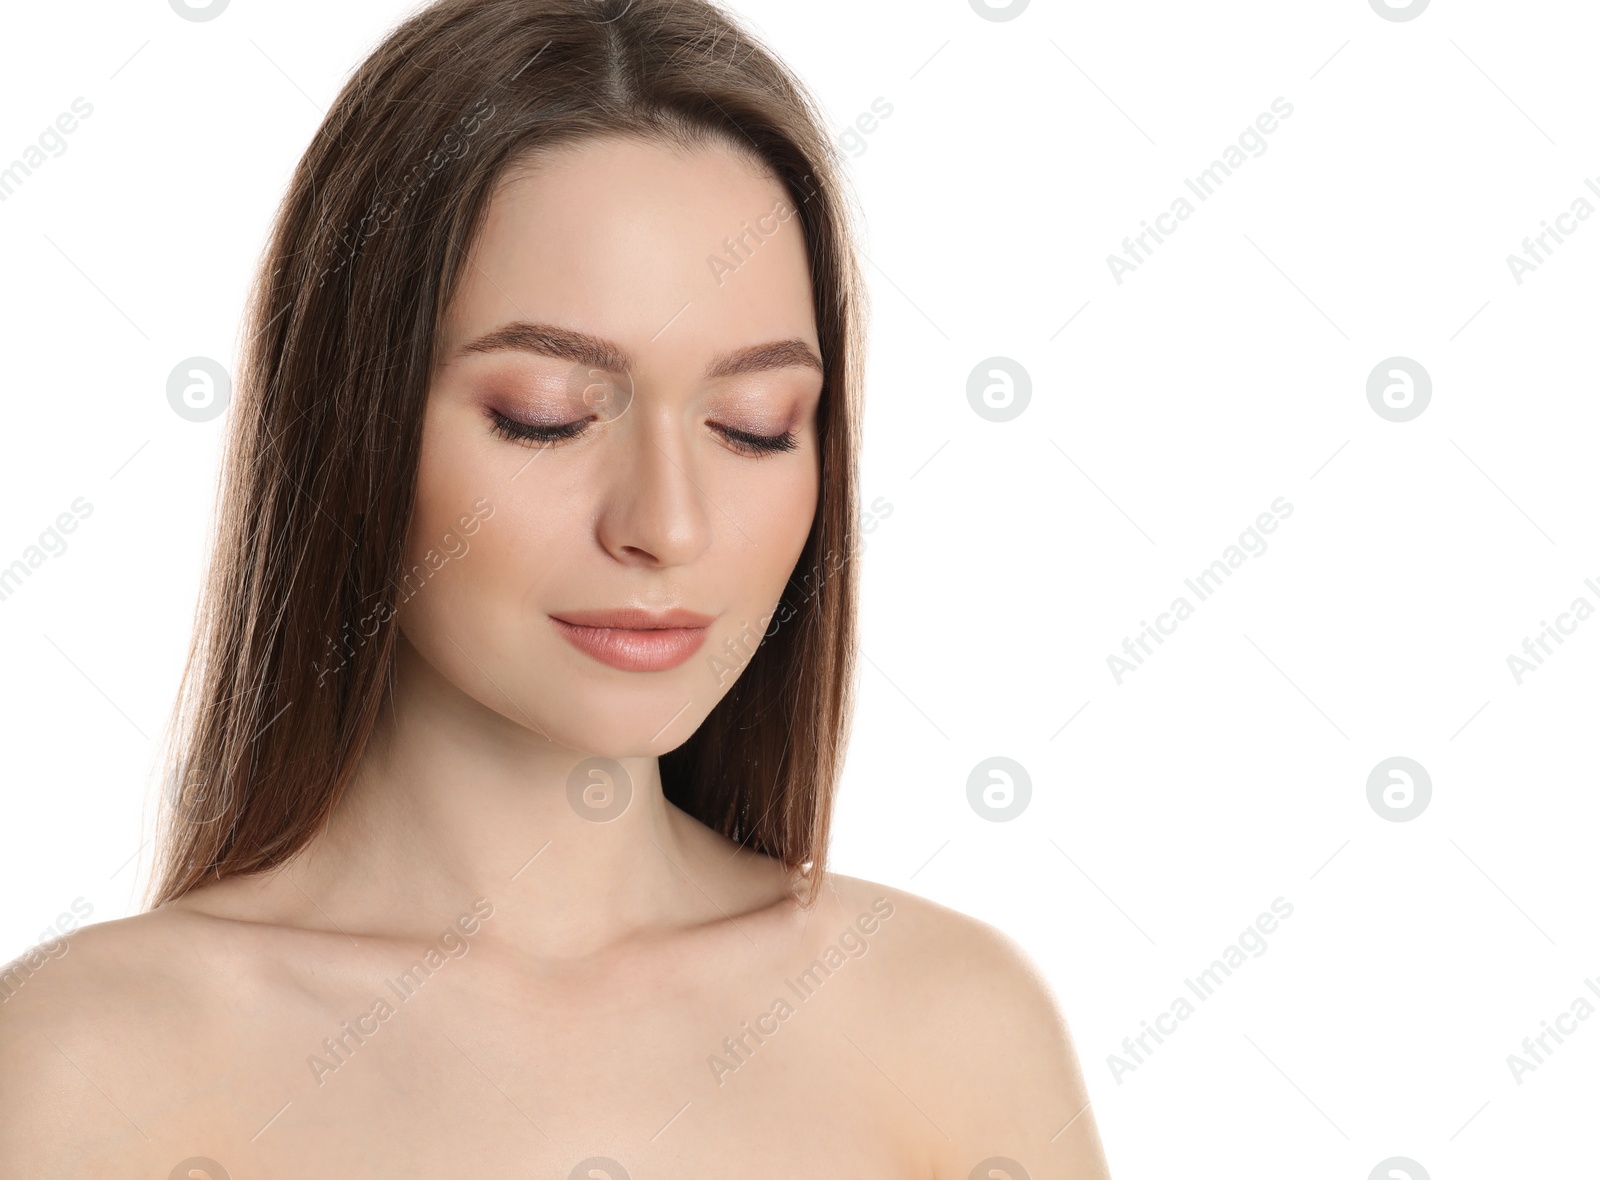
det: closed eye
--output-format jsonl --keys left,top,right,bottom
{"left": 488, "top": 410, "right": 587, "bottom": 447}
{"left": 488, "top": 409, "right": 797, "bottom": 457}
{"left": 717, "top": 424, "right": 799, "bottom": 456}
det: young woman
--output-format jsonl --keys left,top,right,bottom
{"left": 0, "top": 1, "right": 1110, "bottom": 1175}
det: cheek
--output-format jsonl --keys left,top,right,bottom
{"left": 399, "top": 408, "right": 510, "bottom": 641}
{"left": 404, "top": 411, "right": 481, "bottom": 572}
{"left": 399, "top": 412, "right": 589, "bottom": 642}
{"left": 734, "top": 452, "right": 820, "bottom": 595}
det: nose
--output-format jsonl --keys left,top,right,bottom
{"left": 594, "top": 411, "right": 715, "bottom": 568}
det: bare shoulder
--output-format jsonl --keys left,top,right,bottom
{"left": 808, "top": 873, "right": 1112, "bottom": 1180}
{"left": 808, "top": 873, "right": 1037, "bottom": 970}
{"left": 803, "top": 872, "right": 1062, "bottom": 1021}
{"left": 0, "top": 905, "right": 213, "bottom": 1056}
{"left": 0, "top": 904, "right": 305, "bottom": 1175}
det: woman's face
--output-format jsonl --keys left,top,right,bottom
{"left": 400, "top": 134, "right": 823, "bottom": 755}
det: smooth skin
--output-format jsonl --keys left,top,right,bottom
{"left": 0, "top": 136, "right": 1111, "bottom": 1179}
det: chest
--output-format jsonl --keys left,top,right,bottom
{"left": 154, "top": 960, "right": 930, "bottom": 1178}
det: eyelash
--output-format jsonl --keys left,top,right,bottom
{"left": 488, "top": 410, "right": 799, "bottom": 457}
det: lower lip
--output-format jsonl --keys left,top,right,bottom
{"left": 550, "top": 618, "right": 710, "bottom": 672}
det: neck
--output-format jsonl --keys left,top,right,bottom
{"left": 282, "top": 636, "right": 719, "bottom": 957}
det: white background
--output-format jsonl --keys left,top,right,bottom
{"left": 1, "top": 1, "right": 1596, "bottom": 1176}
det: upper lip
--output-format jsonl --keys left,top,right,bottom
{"left": 550, "top": 606, "right": 715, "bottom": 630}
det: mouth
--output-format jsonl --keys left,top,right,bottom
{"left": 549, "top": 607, "right": 714, "bottom": 672}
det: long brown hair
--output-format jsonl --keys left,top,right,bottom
{"left": 149, "top": 0, "right": 866, "bottom": 908}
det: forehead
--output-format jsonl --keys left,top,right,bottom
{"left": 443, "top": 134, "right": 818, "bottom": 373}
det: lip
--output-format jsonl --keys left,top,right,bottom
{"left": 549, "top": 607, "right": 714, "bottom": 672}
{"left": 551, "top": 607, "right": 715, "bottom": 630}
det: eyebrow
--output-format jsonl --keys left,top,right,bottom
{"left": 455, "top": 321, "right": 824, "bottom": 380}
